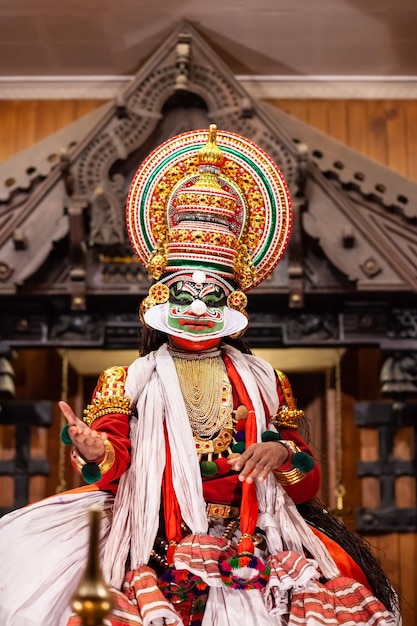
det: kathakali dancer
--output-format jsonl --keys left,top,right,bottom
{"left": 0, "top": 126, "right": 400, "bottom": 625}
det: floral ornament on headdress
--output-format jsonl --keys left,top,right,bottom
{"left": 126, "top": 125, "right": 292, "bottom": 296}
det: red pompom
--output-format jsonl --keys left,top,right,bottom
{"left": 215, "top": 457, "right": 230, "bottom": 475}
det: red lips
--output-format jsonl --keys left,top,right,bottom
{"left": 178, "top": 319, "right": 215, "bottom": 328}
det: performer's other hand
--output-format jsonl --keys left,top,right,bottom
{"left": 59, "top": 400, "right": 107, "bottom": 462}
{"left": 227, "top": 441, "right": 290, "bottom": 483}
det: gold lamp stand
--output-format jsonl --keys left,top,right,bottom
{"left": 71, "top": 504, "right": 113, "bottom": 626}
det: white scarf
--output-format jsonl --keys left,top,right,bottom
{"left": 102, "top": 343, "right": 339, "bottom": 588}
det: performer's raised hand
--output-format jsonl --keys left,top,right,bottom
{"left": 227, "top": 441, "right": 290, "bottom": 483}
{"left": 58, "top": 400, "right": 107, "bottom": 462}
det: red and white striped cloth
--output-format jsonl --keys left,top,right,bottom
{"left": 174, "top": 533, "right": 236, "bottom": 585}
{"left": 67, "top": 565, "right": 182, "bottom": 626}
{"left": 264, "top": 550, "right": 396, "bottom": 626}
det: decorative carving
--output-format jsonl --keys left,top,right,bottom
{"left": 360, "top": 257, "right": 382, "bottom": 278}
{"left": 286, "top": 313, "right": 338, "bottom": 341}
{"left": 97, "top": 254, "right": 149, "bottom": 286}
{"left": 1, "top": 306, "right": 417, "bottom": 351}
{"left": 388, "top": 308, "right": 417, "bottom": 339}
{"left": 0, "top": 350, "right": 15, "bottom": 398}
{"left": 0, "top": 261, "right": 13, "bottom": 281}
{"left": 380, "top": 351, "right": 417, "bottom": 395}
{"left": 175, "top": 33, "right": 192, "bottom": 90}
{"left": 0, "top": 21, "right": 416, "bottom": 360}
{"left": 12, "top": 228, "right": 27, "bottom": 251}
{"left": 287, "top": 144, "right": 308, "bottom": 308}
{"left": 265, "top": 100, "right": 417, "bottom": 219}
{"left": 49, "top": 315, "right": 104, "bottom": 344}
{"left": 90, "top": 189, "right": 125, "bottom": 246}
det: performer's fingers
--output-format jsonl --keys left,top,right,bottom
{"left": 58, "top": 400, "right": 78, "bottom": 426}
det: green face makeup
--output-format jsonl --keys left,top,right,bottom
{"left": 167, "top": 280, "right": 227, "bottom": 336}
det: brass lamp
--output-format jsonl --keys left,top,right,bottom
{"left": 71, "top": 504, "right": 113, "bottom": 626}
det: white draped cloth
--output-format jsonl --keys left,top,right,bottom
{"left": 0, "top": 344, "right": 398, "bottom": 626}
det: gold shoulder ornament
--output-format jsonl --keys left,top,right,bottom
{"left": 271, "top": 369, "right": 304, "bottom": 430}
{"left": 83, "top": 366, "right": 131, "bottom": 427}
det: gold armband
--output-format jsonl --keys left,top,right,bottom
{"left": 272, "top": 370, "right": 305, "bottom": 429}
{"left": 83, "top": 366, "right": 131, "bottom": 426}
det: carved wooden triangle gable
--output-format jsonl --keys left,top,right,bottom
{"left": 1, "top": 19, "right": 417, "bottom": 306}
{"left": 355, "top": 203, "right": 417, "bottom": 290}
{"left": 264, "top": 102, "right": 417, "bottom": 293}
{"left": 302, "top": 165, "right": 417, "bottom": 292}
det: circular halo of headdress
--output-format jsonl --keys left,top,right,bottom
{"left": 126, "top": 127, "right": 292, "bottom": 291}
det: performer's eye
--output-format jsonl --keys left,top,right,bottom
{"left": 170, "top": 292, "right": 193, "bottom": 305}
{"left": 202, "top": 292, "right": 227, "bottom": 307}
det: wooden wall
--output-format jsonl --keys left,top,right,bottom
{"left": 1, "top": 98, "right": 416, "bottom": 622}
{"left": 0, "top": 100, "right": 104, "bottom": 163}
{"left": 1, "top": 99, "right": 417, "bottom": 181}
{"left": 268, "top": 99, "right": 417, "bottom": 182}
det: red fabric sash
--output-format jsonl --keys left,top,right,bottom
{"left": 309, "top": 525, "right": 372, "bottom": 592}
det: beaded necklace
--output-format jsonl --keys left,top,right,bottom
{"left": 169, "top": 346, "right": 248, "bottom": 478}
{"left": 170, "top": 348, "right": 232, "bottom": 439}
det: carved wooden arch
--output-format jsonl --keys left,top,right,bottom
{"left": 68, "top": 37, "right": 299, "bottom": 248}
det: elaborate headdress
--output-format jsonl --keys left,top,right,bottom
{"left": 126, "top": 125, "right": 292, "bottom": 335}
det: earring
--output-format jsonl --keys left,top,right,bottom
{"left": 227, "top": 291, "right": 248, "bottom": 339}
{"left": 149, "top": 283, "right": 170, "bottom": 303}
{"left": 227, "top": 290, "right": 247, "bottom": 312}
{"left": 139, "top": 283, "right": 170, "bottom": 325}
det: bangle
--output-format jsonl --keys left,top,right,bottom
{"left": 97, "top": 439, "right": 116, "bottom": 474}
{"left": 273, "top": 466, "right": 306, "bottom": 486}
{"left": 70, "top": 439, "right": 115, "bottom": 484}
{"left": 275, "top": 439, "right": 299, "bottom": 455}
{"left": 273, "top": 440, "right": 314, "bottom": 485}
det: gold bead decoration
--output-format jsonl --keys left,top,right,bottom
{"left": 139, "top": 295, "right": 157, "bottom": 325}
{"left": 149, "top": 282, "right": 170, "bottom": 304}
{"left": 227, "top": 290, "right": 248, "bottom": 311}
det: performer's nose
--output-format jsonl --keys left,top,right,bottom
{"left": 191, "top": 300, "right": 207, "bottom": 316}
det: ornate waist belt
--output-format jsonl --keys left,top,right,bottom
{"left": 206, "top": 503, "right": 240, "bottom": 519}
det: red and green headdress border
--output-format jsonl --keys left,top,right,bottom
{"left": 126, "top": 128, "right": 292, "bottom": 292}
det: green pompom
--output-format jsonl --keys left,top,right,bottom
{"left": 60, "top": 424, "right": 72, "bottom": 445}
{"left": 81, "top": 463, "right": 102, "bottom": 484}
{"left": 231, "top": 441, "right": 245, "bottom": 454}
{"left": 292, "top": 451, "right": 315, "bottom": 473}
{"left": 261, "top": 430, "right": 282, "bottom": 442}
{"left": 200, "top": 461, "right": 218, "bottom": 477}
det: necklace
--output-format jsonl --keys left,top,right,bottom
{"left": 171, "top": 350, "right": 232, "bottom": 439}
